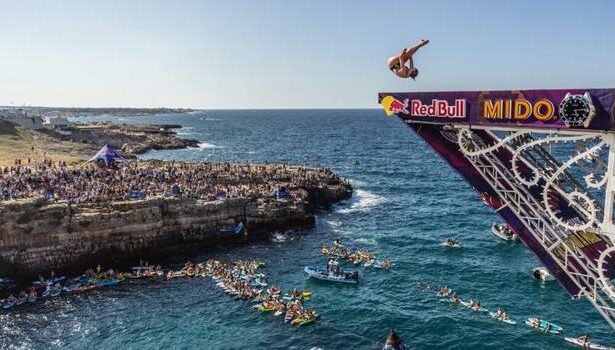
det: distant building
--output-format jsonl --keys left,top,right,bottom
{"left": 43, "top": 116, "right": 70, "bottom": 128}
{"left": 0, "top": 110, "right": 43, "bottom": 129}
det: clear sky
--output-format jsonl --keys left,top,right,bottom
{"left": 0, "top": 0, "right": 614, "bottom": 109}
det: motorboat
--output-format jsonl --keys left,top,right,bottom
{"left": 491, "top": 222, "right": 517, "bottom": 241}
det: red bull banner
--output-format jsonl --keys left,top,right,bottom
{"left": 379, "top": 89, "right": 615, "bottom": 131}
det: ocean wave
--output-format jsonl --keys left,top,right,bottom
{"left": 353, "top": 237, "right": 377, "bottom": 245}
{"left": 198, "top": 142, "right": 222, "bottom": 149}
{"left": 337, "top": 189, "right": 388, "bottom": 214}
{"left": 324, "top": 219, "right": 342, "bottom": 228}
{"left": 348, "top": 179, "right": 367, "bottom": 187}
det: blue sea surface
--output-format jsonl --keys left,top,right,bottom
{"left": 2, "top": 110, "right": 614, "bottom": 349}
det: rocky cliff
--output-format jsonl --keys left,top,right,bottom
{"left": 0, "top": 184, "right": 351, "bottom": 278}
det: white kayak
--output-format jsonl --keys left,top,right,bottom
{"left": 442, "top": 241, "right": 462, "bottom": 248}
{"left": 564, "top": 337, "right": 612, "bottom": 350}
{"left": 488, "top": 312, "right": 517, "bottom": 325}
{"left": 460, "top": 300, "right": 488, "bottom": 312}
{"left": 491, "top": 222, "right": 516, "bottom": 241}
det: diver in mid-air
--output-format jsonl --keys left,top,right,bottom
{"left": 388, "top": 39, "right": 429, "bottom": 79}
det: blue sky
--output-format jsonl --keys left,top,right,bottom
{"left": 0, "top": 0, "right": 613, "bottom": 109}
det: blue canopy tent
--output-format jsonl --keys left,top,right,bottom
{"left": 87, "top": 144, "right": 125, "bottom": 167}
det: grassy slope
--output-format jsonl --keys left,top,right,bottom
{"left": 0, "top": 122, "right": 98, "bottom": 166}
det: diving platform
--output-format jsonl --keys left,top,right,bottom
{"left": 379, "top": 88, "right": 615, "bottom": 330}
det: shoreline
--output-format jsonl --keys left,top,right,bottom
{"left": 0, "top": 161, "right": 352, "bottom": 281}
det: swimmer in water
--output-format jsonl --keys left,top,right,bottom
{"left": 387, "top": 39, "right": 429, "bottom": 79}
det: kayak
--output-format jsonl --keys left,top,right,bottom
{"left": 442, "top": 241, "right": 462, "bottom": 248}
{"left": 75, "top": 285, "right": 97, "bottom": 293}
{"left": 525, "top": 318, "right": 563, "bottom": 334}
{"left": 96, "top": 279, "right": 121, "bottom": 287}
{"left": 488, "top": 312, "right": 516, "bottom": 325}
{"left": 2, "top": 300, "right": 16, "bottom": 310}
{"left": 63, "top": 283, "right": 81, "bottom": 293}
{"left": 300, "top": 318, "right": 317, "bottom": 326}
{"left": 460, "top": 301, "right": 488, "bottom": 312}
{"left": 32, "top": 276, "right": 65, "bottom": 286}
{"left": 304, "top": 266, "right": 358, "bottom": 284}
{"left": 252, "top": 280, "right": 267, "bottom": 287}
{"left": 257, "top": 306, "right": 274, "bottom": 312}
{"left": 564, "top": 337, "right": 612, "bottom": 350}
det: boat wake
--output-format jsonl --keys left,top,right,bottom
{"left": 337, "top": 189, "right": 388, "bottom": 214}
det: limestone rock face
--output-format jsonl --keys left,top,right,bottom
{"left": 0, "top": 185, "right": 351, "bottom": 276}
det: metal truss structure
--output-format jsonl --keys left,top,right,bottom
{"left": 451, "top": 125, "right": 615, "bottom": 329}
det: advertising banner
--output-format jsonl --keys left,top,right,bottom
{"left": 379, "top": 89, "right": 615, "bottom": 131}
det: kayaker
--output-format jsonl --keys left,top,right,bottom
{"left": 531, "top": 318, "right": 542, "bottom": 333}
{"left": 327, "top": 258, "right": 340, "bottom": 275}
{"left": 577, "top": 334, "right": 590, "bottom": 348}
{"left": 383, "top": 329, "right": 406, "bottom": 350}
{"left": 6, "top": 294, "right": 16, "bottom": 304}
{"left": 474, "top": 302, "right": 482, "bottom": 312}
{"left": 451, "top": 292, "right": 460, "bottom": 304}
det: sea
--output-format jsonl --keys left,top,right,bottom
{"left": 2, "top": 110, "right": 614, "bottom": 349}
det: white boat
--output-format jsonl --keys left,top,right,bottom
{"left": 533, "top": 267, "right": 555, "bottom": 281}
{"left": 491, "top": 222, "right": 516, "bottom": 241}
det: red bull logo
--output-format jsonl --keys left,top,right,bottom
{"left": 381, "top": 96, "right": 409, "bottom": 116}
{"left": 410, "top": 99, "right": 466, "bottom": 118}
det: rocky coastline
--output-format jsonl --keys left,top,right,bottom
{"left": 0, "top": 164, "right": 352, "bottom": 280}
{"left": 63, "top": 123, "right": 200, "bottom": 156}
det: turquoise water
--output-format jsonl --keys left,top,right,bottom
{"left": 2, "top": 110, "right": 615, "bottom": 349}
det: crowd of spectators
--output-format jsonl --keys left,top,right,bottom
{"left": 0, "top": 159, "right": 348, "bottom": 205}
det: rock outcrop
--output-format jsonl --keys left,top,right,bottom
{"left": 0, "top": 183, "right": 351, "bottom": 278}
